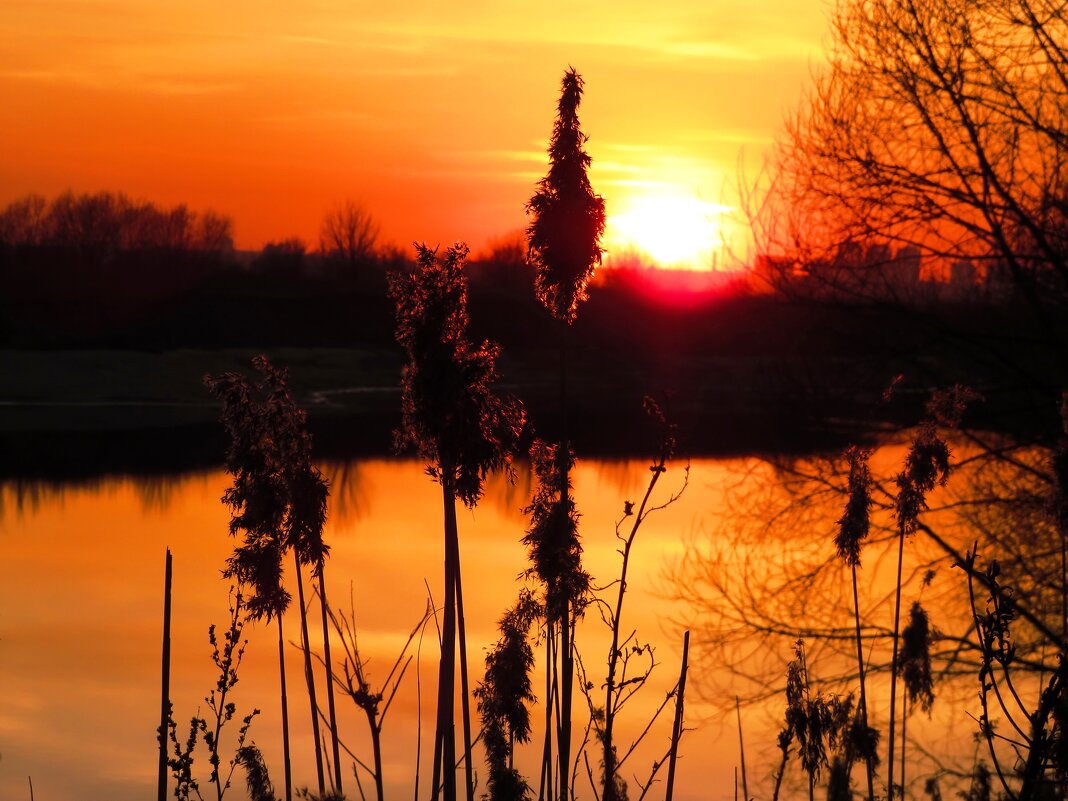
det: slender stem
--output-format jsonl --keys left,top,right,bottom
{"left": 887, "top": 526, "right": 906, "bottom": 801}
{"left": 557, "top": 316, "right": 572, "bottom": 801}
{"left": 278, "top": 614, "right": 293, "bottom": 801}
{"left": 318, "top": 567, "right": 343, "bottom": 794}
{"left": 539, "top": 625, "right": 555, "bottom": 801}
{"left": 901, "top": 694, "right": 908, "bottom": 801}
{"left": 432, "top": 474, "right": 459, "bottom": 801}
{"left": 455, "top": 542, "right": 475, "bottom": 801}
{"left": 851, "top": 563, "right": 876, "bottom": 801}
{"left": 295, "top": 554, "right": 325, "bottom": 795}
{"left": 559, "top": 614, "right": 573, "bottom": 801}
{"left": 771, "top": 743, "right": 789, "bottom": 801}
{"left": 665, "top": 632, "right": 690, "bottom": 801}
{"left": 158, "top": 548, "right": 172, "bottom": 801}
{"left": 365, "top": 706, "right": 385, "bottom": 801}
{"left": 415, "top": 595, "right": 433, "bottom": 801}
{"left": 735, "top": 695, "right": 748, "bottom": 801}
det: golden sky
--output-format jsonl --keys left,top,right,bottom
{"left": 0, "top": 1, "right": 828, "bottom": 265}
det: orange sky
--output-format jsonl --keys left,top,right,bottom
{"left": 0, "top": 1, "right": 828, "bottom": 266}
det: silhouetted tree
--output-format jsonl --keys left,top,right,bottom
{"left": 253, "top": 239, "right": 307, "bottom": 279}
{"left": 0, "top": 191, "right": 233, "bottom": 254}
{"left": 753, "top": 0, "right": 1068, "bottom": 316}
{"left": 0, "top": 194, "right": 47, "bottom": 246}
{"left": 320, "top": 201, "right": 380, "bottom": 268}
{"left": 526, "top": 66, "right": 605, "bottom": 801}
{"left": 389, "top": 242, "right": 525, "bottom": 801}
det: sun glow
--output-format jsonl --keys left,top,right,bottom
{"left": 605, "top": 192, "right": 732, "bottom": 270}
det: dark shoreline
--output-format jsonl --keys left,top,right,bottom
{"left": 0, "top": 389, "right": 867, "bottom": 484}
{"left": 4, "top": 280, "right": 1066, "bottom": 484}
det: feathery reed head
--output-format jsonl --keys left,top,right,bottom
{"left": 836, "top": 445, "right": 872, "bottom": 567}
{"left": 526, "top": 68, "right": 606, "bottom": 323}
{"left": 390, "top": 242, "right": 526, "bottom": 507}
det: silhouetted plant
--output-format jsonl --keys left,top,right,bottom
{"left": 774, "top": 640, "right": 871, "bottom": 801}
{"left": 166, "top": 589, "right": 261, "bottom": 801}
{"left": 900, "top": 600, "right": 936, "bottom": 799}
{"left": 390, "top": 242, "right": 525, "bottom": 801}
{"left": 324, "top": 588, "right": 432, "bottom": 801}
{"left": 526, "top": 67, "right": 605, "bottom": 801}
{"left": 476, "top": 590, "right": 541, "bottom": 801}
{"left": 932, "top": 521, "right": 1068, "bottom": 801}
{"left": 521, "top": 439, "right": 587, "bottom": 800}
{"left": 527, "top": 68, "right": 606, "bottom": 324}
{"left": 902, "top": 601, "right": 935, "bottom": 715}
{"left": 236, "top": 745, "right": 277, "bottom": 801}
{"left": 887, "top": 387, "right": 975, "bottom": 801}
{"left": 834, "top": 444, "right": 876, "bottom": 801}
{"left": 786, "top": 641, "right": 829, "bottom": 801}
{"left": 522, "top": 441, "right": 588, "bottom": 628}
{"left": 590, "top": 398, "right": 687, "bottom": 801}
{"left": 959, "top": 763, "right": 992, "bottom": 801}
{"left": 205, "top": 355, "right": 338, "bottom": 801}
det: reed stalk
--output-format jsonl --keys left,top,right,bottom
{"left": 158, "top": 547, "right": 173, "bottom": 801}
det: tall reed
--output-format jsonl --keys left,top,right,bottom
{"left": 390, "top": 242, "right": 525, "bottom": 801}
{"left": 527, "top": 67, "right": 606, "bottom": 801}
{"left": 834, "top": 445, "right": 876, "bottom": 801}
{"left": 887, "top": 388, "right": 971, "bottom": 801}
{"left": 205, "top": 356, "right": 333, "bottom": 801}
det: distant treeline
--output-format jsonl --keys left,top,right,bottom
{"left": 5, "top": 191, "right": 1063, "bottom": 443}
{"left": 0, "top": 191, "right": 561, "bottom": 349}
{"left": 0, "top": 191, "right": 743, "bottom": 353}
{"left": 0, "top": 192, "right": 235, "bottom": 344}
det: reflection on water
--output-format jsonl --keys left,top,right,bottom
{"left": 0, "top": 456, "right": 727, "bottom": 801}
{"left": 669, "top": 437, "right": 1064, "bottom": 800}
{"left": 1, "top": 440, "right": 1049, "bottom": 801}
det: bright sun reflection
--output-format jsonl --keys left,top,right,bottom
{"left": 605, "top": 192, "right": 732, "bottom": 270}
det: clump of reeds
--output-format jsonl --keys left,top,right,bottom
{"left": 522, "top": 441, "right": 588, "bottom": 627}
{"left": 901, "top": 601, "right": 935, "bottom": 714}
{"left": 205, "top": 355, "right": 338, "bottom": 801}
{"left": 773, "top": 639, "right": 875, "bottom": 801}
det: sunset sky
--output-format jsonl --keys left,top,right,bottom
{"left": 1, "top": 1, "right": 829, "bottom": 267}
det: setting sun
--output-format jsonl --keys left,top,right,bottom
{"left": 605, "top": 192, "right": 733, "bottom": 270}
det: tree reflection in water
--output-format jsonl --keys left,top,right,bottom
{"left": 670, "top": 429, "right": 1065, "bottom": 798}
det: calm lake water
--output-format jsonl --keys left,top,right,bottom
{"left": 0, "top": 456, "right": 745, "bottom": 801}
{"left": 0, "top": 449, "right": 1004, "bottom": 801}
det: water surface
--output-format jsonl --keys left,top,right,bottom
{"left": 0, "top": 456, "right": 738, "bottom": 801}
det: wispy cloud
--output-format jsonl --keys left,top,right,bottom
{"left": 1, "top": 67, "right": 241, "bottom": 95}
